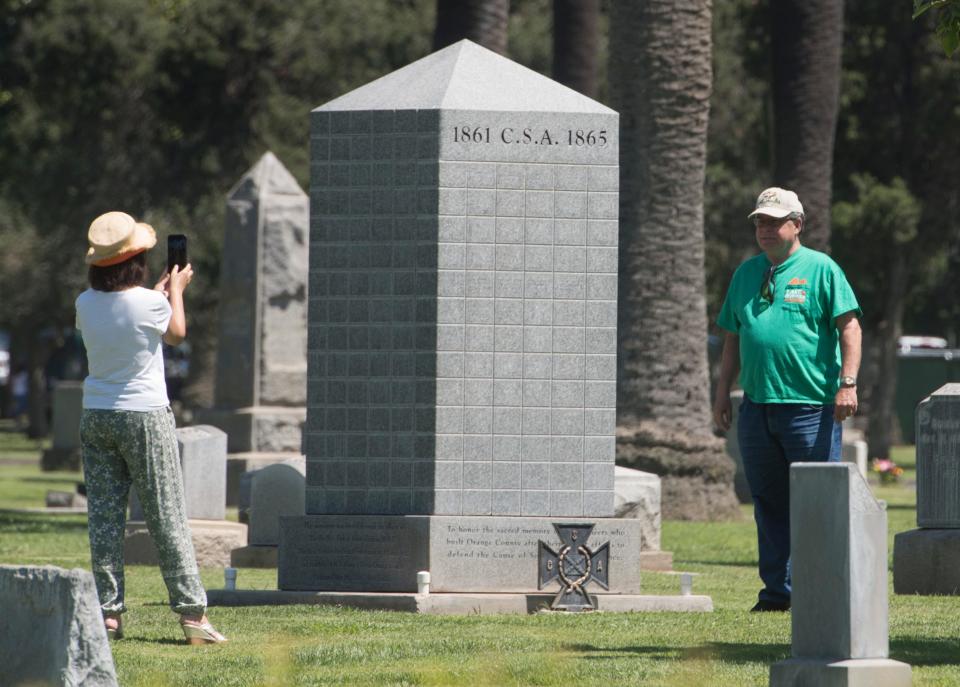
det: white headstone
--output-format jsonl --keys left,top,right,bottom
{"left": 841, "top": 439, "right": 868, "bottom": 479}
{"left": 613, "top": 466, "right": 661, "bottom": 550}
{"left": 770, "top": 463, "right": 911, "bottom": 686}
{"left": 130, "top": 424, "right": 227, "bottom": 521}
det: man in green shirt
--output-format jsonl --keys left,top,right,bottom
{"left": 713, "top": 187, "right": 862, "bottom": 612}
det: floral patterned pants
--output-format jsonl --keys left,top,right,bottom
{"left": 80, "top": 407, "right": 206, "bottom": 617}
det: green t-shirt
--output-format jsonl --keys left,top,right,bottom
{"left": 717, "top": 246, "right": 861, "bottom": 404}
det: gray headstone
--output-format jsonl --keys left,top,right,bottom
{"left": 790, "top": 463, "right": 888, "bottom": 660}
{"left": 249, "top": 460, "right": 306, "bottom": 545}
{"left": 0, "top": 565, "right": 118, "bottom": 687}
{"left": 892, "top": 383, "right": 960, "bottom": 595}
{"left": 41, "top": 381, "right": 84, "bottom": 470}
{"left": 217, "top": 151, "right": 309, "bottom": 410}
{"left": 303, "top": 38, "right": 619, "bottom": 518}
{"left": 613, "top": 466, "right": 661, "bottom": 550}
{"left": 915, "top": 384, "right": 960, "bottom": 528}
{"left": 130, "top": 424, "right": 227, "bottom": 521}
{"left": 51, "top": 381, "right": 84, "bottom": 449}
{"left": 196, "top": 151, "right": 309, "bottom": 460}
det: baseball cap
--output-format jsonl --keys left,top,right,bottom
{"left": 747, "top": 187, "right": 804, "bottom": 219}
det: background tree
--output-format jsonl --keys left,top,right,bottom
{"left": 0, "top": 0, "right": 432, "bottom": 430}
{"left": 769, "top": 0, "right": 844, "bottom": 251}
{"left": 610, "top": 0, "right": 740, "bottom": 521}
{"left": 914, "top": 0, "right": 960, "bottom": 55}
{"left": 832, "top": 176, "right": 926, "bottom": 459}
{"left": 433, "top": 0, "right": 510, "bottom": 54}
{"left": 832, "top": 1, "right": 960, "bottom": 455}
{"left": 552, "top": 0, "right": 599, "bottom": 98}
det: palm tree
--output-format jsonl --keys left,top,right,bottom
{"left": 433, "top": 0, "right": 510, "bottom": 55}
{"left": 552, "top": 0, "right": 600, "bottom": 98}
{"left": 770, "top": 0, "right": 844, "bottom": 252}
{"left": 609, "top": 0, "right": 740, "bottom": 520}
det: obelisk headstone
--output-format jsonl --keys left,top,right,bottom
{"left": 894, "top": 383, "right": 960, "bottom": 594}
{"left": 197, "top": 152, "right": 309, "bottom": 502}
{"left": 769, "top": 463, "right": 911, "bottom": 686}
{"left": 279, "top": 40, "right": 644, "bottom": 595}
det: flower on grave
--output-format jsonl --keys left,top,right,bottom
{"left": 871, "top": 458, "right": 904, "bottom": 485}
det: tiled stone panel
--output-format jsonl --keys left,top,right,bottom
{"left": 306, "top": 108, "right": 618, "bottom": 518}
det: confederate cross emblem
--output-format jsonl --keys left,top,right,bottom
{"left": 537, "top": 523, "right": 610, "bottom": 611}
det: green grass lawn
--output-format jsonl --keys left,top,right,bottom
{"left": 1, "top": 430, "right": 958, "bottom": 686}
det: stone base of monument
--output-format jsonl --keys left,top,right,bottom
{"left": 231, "top": 544, "right": 278, "bottom": 568}
{"left": 233, "top": 545, "right": 669, "bottom": 574}
{"left": 639, "top": 550, "right": 673, "bottom": 571}
{"left": 40, "top": 446, "right": 82, "bottom": 472}
{"left": 770, "top": 658, "right": 912, "bottom": 687}
{"left": 226, "top": 452, "right": 303, "bottom": 506}
{"left": 893, "top": 528, "right": 960, "bottom": 595}
{"left": 207, "top": 589, "right": 712, "bottom": 614}
{"left": 124, "top": 520, "right": 247, "bottom": 568}
{"left": 279, "top": 514, "right": 643, "bottom": 593}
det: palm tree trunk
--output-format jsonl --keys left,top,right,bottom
{"left": 609, "top": 0, "right": 739, "bottom": 521}
{"left": 552, "top": 0, "right": 600, "bottom": 98}
{"left": 433, "top": 0, "right": 510, "bottom": 54}
{"left": 770, "top": 0, "right": 844, "bottom": 252}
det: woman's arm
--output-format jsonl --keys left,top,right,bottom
{"left": 159, "top": 264, "right": 193, "bottom": 346}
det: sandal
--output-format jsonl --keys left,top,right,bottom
{"left": 104, "top": 614, "right": 123, "bottom": 640}
{"left": 179, "top": 615, "right": 227, "bottom": 645}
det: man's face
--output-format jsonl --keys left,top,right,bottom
{"left": 754, "top": 214, "right": 800, "bottom": 254}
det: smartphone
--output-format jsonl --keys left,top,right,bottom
{"left": 167, "top": 234, "right": 187, "bottom": 274}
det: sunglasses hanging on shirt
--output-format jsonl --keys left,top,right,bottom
{"left": 760, "top": 265, "right": 776, "bottom": 304}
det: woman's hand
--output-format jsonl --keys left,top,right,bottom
{"left": 153, "top": 271, "right": 171, "bottom": 298}
{"left": 168, "top": 264, "right": 193, "bottom": 296}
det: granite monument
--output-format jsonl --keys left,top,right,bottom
{"left": 279, "top": 40, "right": 643, "bottom": 599}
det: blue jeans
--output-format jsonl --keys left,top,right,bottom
{"left": 738, "top": 395, "right": 842, "bottom": 603}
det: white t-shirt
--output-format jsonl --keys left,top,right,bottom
{"left": 75, "top": 287, "right": 172, "bottom": 410}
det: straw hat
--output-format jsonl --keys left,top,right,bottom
{"left": 85, "top": 212, "right": 157, "bottom": 266}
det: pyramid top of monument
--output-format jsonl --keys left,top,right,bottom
{"left": 315, "top": 39, "right": 616, "bottom": 115}
{"left": 227, "top": 151, "right": 305, "bottom": 201}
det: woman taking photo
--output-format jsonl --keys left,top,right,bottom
{"left": 75, "top": 211, "right": 226, "bottom": 644}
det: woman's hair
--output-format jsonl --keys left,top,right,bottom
{"left": 88, "top": 252, "right": 147, "bottom": 292}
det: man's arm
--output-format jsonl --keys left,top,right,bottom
{"left": 834, "top": 311, "right": 862, "bottom": 422}
{"left": 712, "top": 332, "right": 741, "bottom": 432}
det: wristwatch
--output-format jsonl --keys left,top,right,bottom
{"left": 839, "top": 375, "right": 857, "bottom": 388}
